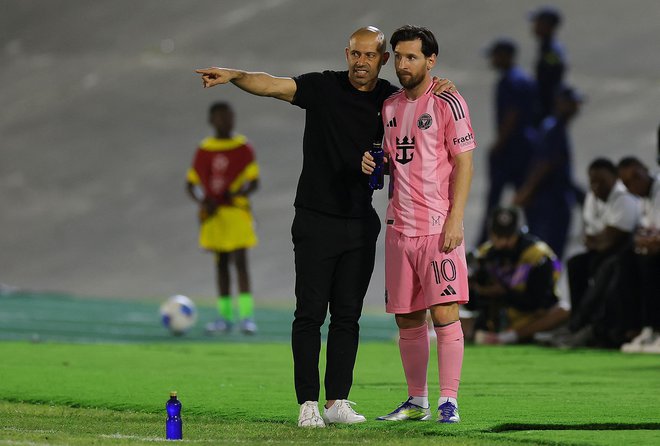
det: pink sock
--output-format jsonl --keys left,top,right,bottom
{"left": 399, "top": 324, "right": 430, "bottom": 397}
{"left": 434, "top": 321, "right": 464, "bottom": 399}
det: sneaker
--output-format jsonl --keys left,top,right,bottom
{"left": 239, "top": 318, "right": 258, "bottom": 335}
{"left": 298, "top": 401, "right": 325, "bottom": 428}
{"left": 205, "top": 318, "right": 232, "bottom": 334}
{"left": 437, "top": 400, "right": 460, "bottom": 423}
{"left": 621, "top": 327, "right": 655, "bottom": 353}
{"left": 641, "top": 332, "right": 660, "bottom": 354}
{"left": 556, "top": 324, "right": 595, "bottom": 349}
{"left": 322, "top": 400, "right": 366, "bottom": 424}
{"left": 376, "top": 397, "right": 431, "bottom": 421}
{"left": 474, "top": 330, "right": 499, "bottom": 345}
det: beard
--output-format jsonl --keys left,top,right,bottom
{"left": 396, "top": 70, "right": 425, "bottom": 90}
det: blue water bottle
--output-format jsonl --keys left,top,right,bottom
{"left": 166, "top": 391, "right": 182, "bottom": 440}
{"left": 369, "top": 142, "right": 384, "bottom": 190}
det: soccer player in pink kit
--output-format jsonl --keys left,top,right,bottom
{"left": 362, "top": 25, "right": 475, "bottom": 423}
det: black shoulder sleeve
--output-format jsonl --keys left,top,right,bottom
{"left": 291, "top": 72, "right": 326, "bottom": 110}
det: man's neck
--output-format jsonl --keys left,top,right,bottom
{"left": 348, "top": 77, "right": 378, "bottom": 92}
{"left": 404, "top": 76, "right": 432, "bottom": 100}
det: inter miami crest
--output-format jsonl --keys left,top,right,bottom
{"left": 395, "top": 136, "right": 415, "bottom": 165}
{"left": 417, "top": 113, "right": 432, "bottom": 130}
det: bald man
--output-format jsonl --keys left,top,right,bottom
{"left": 196, "top": 27, "right": 455, "bottom": 427}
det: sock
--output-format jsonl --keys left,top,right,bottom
{"left": 438, "top": 396, "right": 458, "bottom": 407}
{"left": 399, "top": 324, "right": 430, "bottom": 398}
{"left": 237, "top": 292, "right": 254, "bottom": 319}
{"left": 217, "top": 296, "right": 234, "bottom": 321}
{"left": 409, "top": 396, "right": 429, "bottom": 408}
{"left": 434, "top": 321, "right": 464, "bottom": 400}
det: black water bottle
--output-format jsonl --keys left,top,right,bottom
{"left": 369, "top": 142, "right": 384, "bottom": 190}
{"left": 166, "top": 391, "right": 182, "bottom": 440}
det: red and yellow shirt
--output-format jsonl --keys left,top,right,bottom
{"left": 186, "top": 135, "right": 259, "bottom": 208}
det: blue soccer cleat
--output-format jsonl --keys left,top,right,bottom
{"left": 376, "top": 397, "right": 431, "bottom": 421}
{"left": 437, "top": 400, "right": 460, "bottom": 423}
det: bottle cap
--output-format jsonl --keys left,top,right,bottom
{"left": 170, "top": 391, "right": 177, "bottom": 397}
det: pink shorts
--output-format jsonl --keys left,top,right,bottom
{"left": 385, "top": 226, "right": 469, "bottom": 314}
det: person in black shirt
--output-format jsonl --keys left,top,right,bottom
{"left": 195, "top": 27, "right": 455, "bottom": 427}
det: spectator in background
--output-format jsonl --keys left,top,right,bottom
{"left": 478, "top": 39, "right": 538, "bottom": 244}
{"left": 186, "top": 102, "right": 260, "bottom": 335}
{"left": 553, "top": 158, "right": 640, "bottom": 347}
{"left": 618, "top": 157, "right": 660, "bottom": 353}
{"left": 467, "top": 206, "right": 568, "bottom": 345}
{"left": 528, "top": 6, "right": 566, "bottom": 123}
{"left": 514, "top": 86, "right": 582, "bottom": 258}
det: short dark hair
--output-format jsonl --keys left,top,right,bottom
{"left": 389, "top": 25, "right": 438, "bottom": 58}
{"left": 530, "top": 7, "right": 562, "bottom": 27}
{"left": 209, "top": 101, "right": 232, "bottom": 115}
{"left": 485, "top": 38, "right": 517, "bottom": 58}
{"left": 488, "top": 206, "right": 521, "bottom": 237}
{"left": 588, "top": 157, "right": 617, "bottom": 175}
{"left": 618, "top": 156, "right": 646, "bottom": 170}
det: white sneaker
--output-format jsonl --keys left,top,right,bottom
{"left": 205, "top": 318, "right": 232, "bottom": 334}
{"left": 239, "top": 318, "right": 258, "bottom": 335}
{"left": 641, "top": 332, "right": 660, "bottom": 354}
{"left": 322, "top": 400, "right": 366, "bottom": 424}
{"left": 298, "top": 401, "right": 325, "bottom": 428}
{"left": 621, "top": 327, "right": 655, "bottom": 353}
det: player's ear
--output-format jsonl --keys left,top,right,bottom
{"left": 427, "top": 54, "right": 437, "bottom": 70}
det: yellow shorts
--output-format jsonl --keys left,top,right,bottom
{"left": 199, "top": 206, "right": 257, "bottom": 252}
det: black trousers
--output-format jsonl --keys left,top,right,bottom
{"left": 566, "top": 250, "right": 611, "bottom": 331}
{"left": 636, "top": 252, "right": 660, "bottom": 329}
{"left": 291, "top": 207, "right": 380, "bottom": 404}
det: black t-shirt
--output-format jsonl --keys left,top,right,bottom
{"left": 292, "top": 70, "right": 398, "bottom": 217}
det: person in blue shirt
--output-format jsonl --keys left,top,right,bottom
{"left": 479, "top": 38, "right": 538, "bottom": 244}
{"left": 529, "top": 6, "right": 567, "bottom": 124}
{"left": 514, "top": 86, "right": 582, "bottom": 258}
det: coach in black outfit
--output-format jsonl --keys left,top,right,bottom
{"left": 196, "top": 27, "right": 454, "bottom": 427}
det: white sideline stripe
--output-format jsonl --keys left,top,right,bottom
{"left": 0, "top": 441, "right": 52, "bottom": 446}
{"left": 1, "top": 428, "right": 56, "bottom": 434}
{"left": 99, "top": 434, "right": 162, "bottom": 441}
{"left": 99, "top": 434, "right": 218, "bottom": 442}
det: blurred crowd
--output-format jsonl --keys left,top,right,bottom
{"left": 461, "top": 7, "right": 660, "bottom": 354}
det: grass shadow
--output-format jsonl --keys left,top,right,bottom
{"left": 487, "top": 422, "right": 660, "bottom": 432}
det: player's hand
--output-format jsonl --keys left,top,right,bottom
{"left": 361, "top": 151, "right": 375, "bottom": 174}
{"left": 195, "top": 67, "right": 236, "bottom": 88}
{"left": 441, "top": 216, "right": 464, "bottom": 253}
{"left": 430, "top": 77, "right": 457, "bottom": 95}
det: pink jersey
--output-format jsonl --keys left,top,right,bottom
{"left": 383, "top": 87, "right": 476, "bottom": 236}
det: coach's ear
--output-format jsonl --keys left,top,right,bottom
{"left": 381, "top": 51, "right": 390, "bottom": 66}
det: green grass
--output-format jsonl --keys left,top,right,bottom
{"left": 1, "top": 341, "right": 659, "bottom": 445}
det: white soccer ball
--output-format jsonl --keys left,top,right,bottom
{"left": 160, "top": 295, "right": 197, "bottom": 335}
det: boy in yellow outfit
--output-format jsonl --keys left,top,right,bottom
{"left": 186, "top": 102, "right": 259, "bottom": 334}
